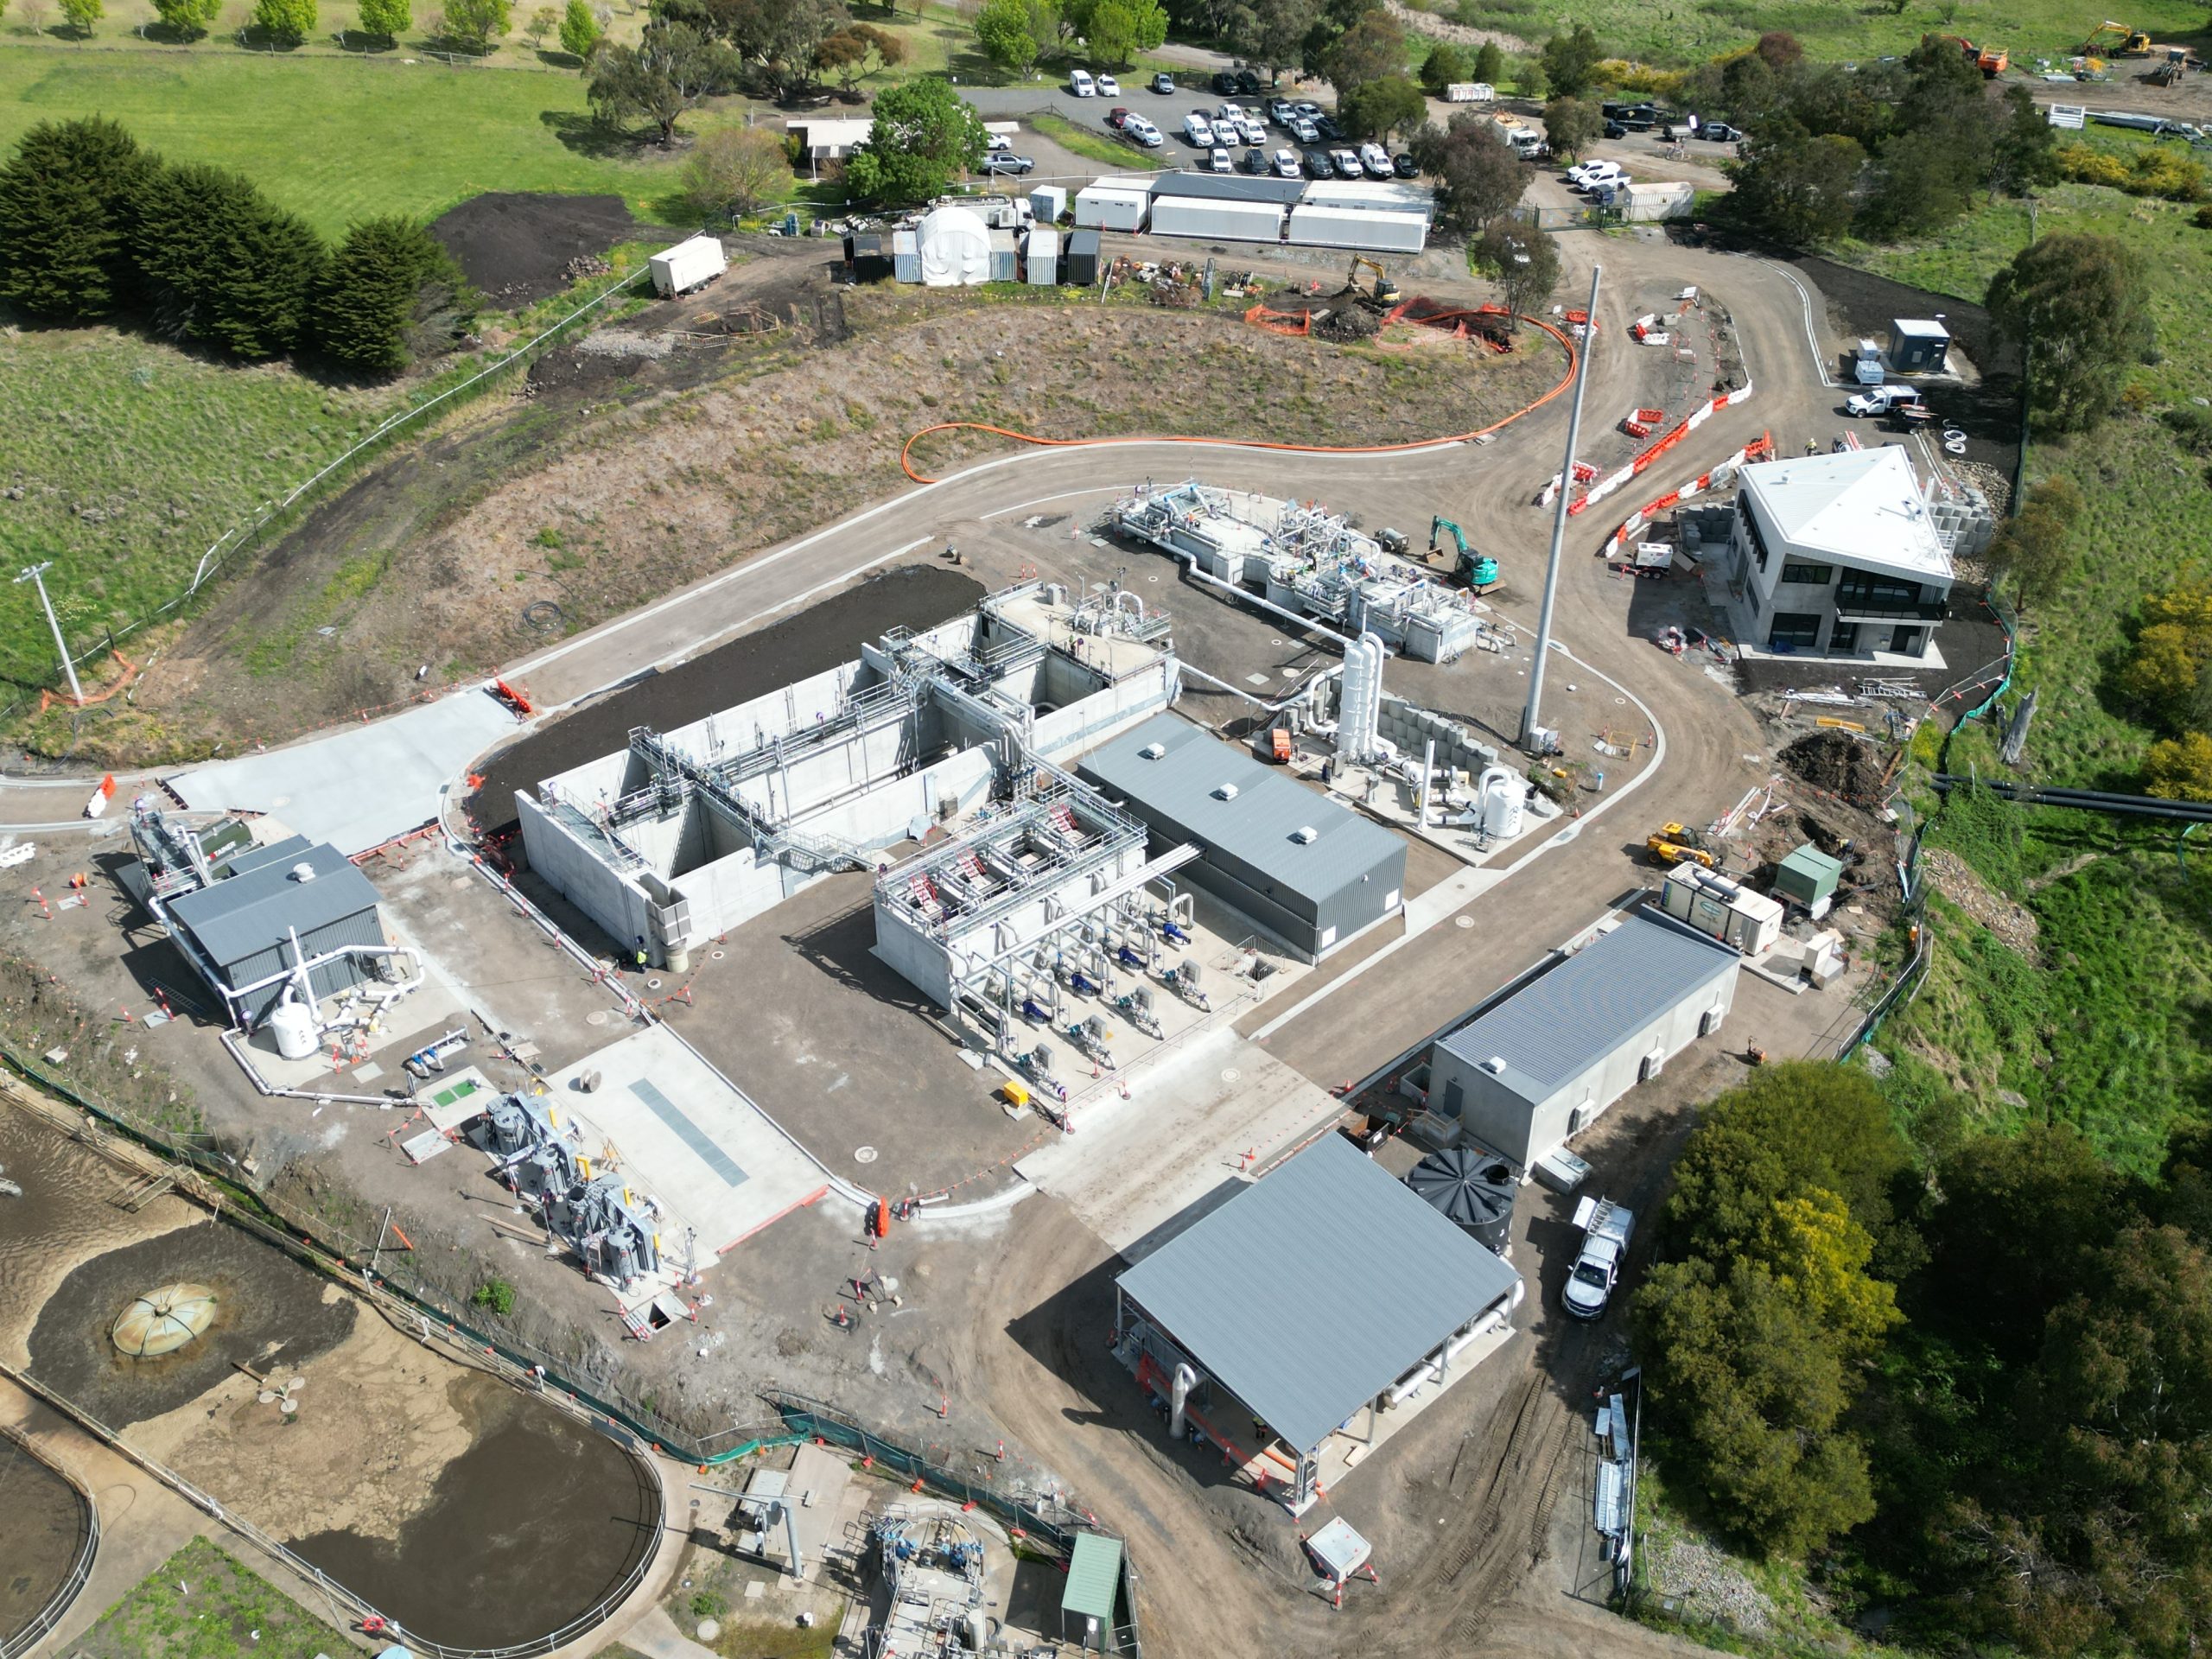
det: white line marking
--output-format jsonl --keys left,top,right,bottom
{"left": 1765, "top": 260, "right": 1839, "bottom": 389}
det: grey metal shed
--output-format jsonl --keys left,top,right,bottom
{"left": 1116, "top": 1135, "right": 1520, "bottom": 1507}
{"left": 1078, "top": 714, "right": 1404, "bottom": 960}
{"left": 164, "top": 836, "right": 386, "bottom": 1026}
{"left": 1429, "top": 910, "right": 1739, "bottom": 1169}
{"left": 1147, "top": 171, "right": 1308, "bottom": 206}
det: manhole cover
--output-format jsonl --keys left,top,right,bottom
{"left": 646, "top": 977, "right": 664, "bottom": 990}
{"left": 710, "top": 949, "right": 726, "bottom": 961}
{"left": 1281, "top": 667, "right": 1300, "bottom": 677}
{"left": 1221, "top": 1067, "right": 1241, "bottom": 1083}
{"left": 1615, "top": 696, "right": 1627, "bottom": 705}
{"left": 586, "top": 1010, "right": 610, "bottom": 1027}
{"left": 1456, "top": 915, "right": 1475, "bottom": 929}
{"left": 451, "top": 878, "right": 472, "bottom": 891}
{"left": 855, "top": 1147, "right": 879, "bottom": 1164}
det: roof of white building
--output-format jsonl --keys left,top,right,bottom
{"left": 1738, "top": 445, "right": 1952, "bottom": 585}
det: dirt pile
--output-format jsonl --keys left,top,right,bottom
{"left": 1780, "top": 728, "right": 1895, "bottom": 805}
{"left": 430, "top": 194, "right": 666, "bottom": 308}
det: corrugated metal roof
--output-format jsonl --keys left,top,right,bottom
{"left": 1079, "top": 715, "right": 1401, "bottom": 904}
{"left": 1435, "top": 912, "right": 1739, "bottom": 1106}
{"left": 1116, "top": 1135, "right": 1520, "bottom": 1454}
{"left": 1739, "top": 447, "right": 1950, "bottom": 584}
{"left": 167, "top": 836, "right": 383, "bottom": 971}
{"left": 1149, "top": 171, "right": 1308, "bottom": 204}
{"left": 1061, "top": 1534, "right": 1122, "bottom": 1622}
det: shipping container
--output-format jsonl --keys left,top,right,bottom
{"left": 1297, "top": 180, "right": 1436, "bottom": 219}
{"left": 1074, "top": 184, "right": 1151, "bottom": 231}
{"left": 647, "top": 233, "right": 727, "bottom": 298}
{"left": 1148, "top": 196, "right": 1286, "bottom": 241}
{"left": 1030, "top": 183, "right": 1068, "bottom": 224}
{"left": 1285, "top": 204, "right": 1427, "bottom": 253}
{"left": 1065, "top": 228, "right": 1103, "bottom": 286}
{"left": 1026, "top": 226, "right": 1060, "bottom": 284}
{"left": 988, "top": 228, "right": 1018, "bottom": 283}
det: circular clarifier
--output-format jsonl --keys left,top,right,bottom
{"left": 111, "top": 1282, "right": 218, "bottom": 1357}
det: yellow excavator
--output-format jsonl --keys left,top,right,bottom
{"left": 1646, "top": 822, "right": 1717, "bottom": 868}
{"left": 2081, "top": 18, "right": 2152, "bottom": 55}
{"left": 1348, "top": 256, "right": 1401, "bottom": 305}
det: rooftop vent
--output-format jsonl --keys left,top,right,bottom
{"left": 1480, "top": 1056, "right": 1507, "bottom": 1076}
{"left": 1291, "top": 826, "right": 1318, "bottom": 844}
{"left": 1140, "top": 742, "right": 1166, "bottom": 760}
{"left": 290, "top": 862, "right": 316, "bottom": 882}
{"left": 1213, "top": 783, "right": 1239, "bottom": 801}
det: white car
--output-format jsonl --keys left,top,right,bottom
{"left": 1217, "top": 100, "right": 1243, "bottom": 123}
{"left": 1238, "top": 116, "right": 1267, "bottom": 145}
{"left": 1183, "top": 111, "right": 1215, "bottom": 145}
{"left": 1125, "top": 115, "right": 1163, "bottom": 147}
{"left": 1208, "top": 146, "right": 1232, "bottom": 172}
{"left": 1330, "top": 148, "right": 1362, "bottom": 178}
{"left": 1070, "top": 68, "right": 1096, "bottom": 95}
{"left": 1573, "top": 162, "right": 1624, "bottom": 191}
{"left": 1272, "top": 147, "right": 1300, "bottom": 178}
{"left": 1096, "top": 73, "right": 1120, "bottom": 97}
{"left": 1289, "top": 117, "right": 1320, "bottom": 144}
{"left": 1358, "top": 142, "right": 1392, "bottom": 177}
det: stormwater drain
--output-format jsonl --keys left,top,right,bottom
{"left": 855, "top": 1147, "right": 878, "bottom": 1164}
{"left": 586, "top": 1010, "right": 610, "bottom": 1027}
{"left": 710, "top": 950, "right": 726, "bottom": 961}
{"left": 1456, "top": 916, "right": 1475, "bottom": 929}
{"left": 1221, "top": 1068, "right": 1241, "bottom": 1083}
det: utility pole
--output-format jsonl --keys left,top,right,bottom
{"left": 1520, "top": 262, "right": 1603, "bottom": 751}
{"left": 16, "top": 563, "right": 81, "bottom": 706}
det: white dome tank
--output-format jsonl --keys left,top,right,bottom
{"left": 1478, "top": 766, "right": 1525, "bottom": 839}
{"left": 269, "top": 996, "right": 319, "bottom": 1061}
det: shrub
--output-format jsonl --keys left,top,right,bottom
{"left": 2056, "top": 141, "right": 2206, "bottom": 203}
{"left": 471, "top": 1277, "right": 516, "bottom": 1315}
{"left": 316, "top": 214, "right": 471, "bottom": 373}
{"left": 0, "top": 117, "right": 157, "bottom": 319}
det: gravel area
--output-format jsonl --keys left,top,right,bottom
{"left": 1649, "top": 1530, "right": 1777, "bottom": 1638}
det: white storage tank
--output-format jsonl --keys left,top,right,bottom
{"left": 1477, "top": 766, "right": 1525, "bottom": 839}
{"left": 269, "top": 995, "right": 319, "bottom": 1060}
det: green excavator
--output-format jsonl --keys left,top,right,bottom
{"left": 1430, "top": 517, "right": 1499, "bottom": 592}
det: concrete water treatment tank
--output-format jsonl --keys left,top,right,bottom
{"left": 112, "top": 1282, "right": 218, "bottom": 1357}
{"left": 1406, "top": 1148, "right": 1516, "bottom": 1255}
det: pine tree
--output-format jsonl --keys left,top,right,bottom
{"left": 315, "top": 216, "right": 468, "bottom": 374}
{"left": 134, "top": 162, "right": 327, "bottom": 359}
{"left": 0, "top": 118, "right": 156, "bottom": 320}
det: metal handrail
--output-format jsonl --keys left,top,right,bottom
{"left": 0, "top": 1422, "right": 99, "bottom": 1659}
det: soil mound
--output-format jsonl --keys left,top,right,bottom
{"left": 430, "top": 194, "right": 656, "bottom": 308}
{"left": 1780, "top": 728, "right": 1893, "bottom": 804}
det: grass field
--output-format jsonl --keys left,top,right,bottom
{"left": 74, "top": 1538, "right": 351, "bottom": 1659}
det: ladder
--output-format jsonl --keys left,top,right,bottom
{"left": 113, "top": 1171, "right": 175, "bottom": 1213}
{"left": 619, "top": 1302, "right": 655, "bottom": 1341}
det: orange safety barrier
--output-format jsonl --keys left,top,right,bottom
{"left": 1621, "top": 418, "right": 1651, "bottom": 439}
{"left": 1244, "top": 302, "right": 1313, "bottom": 337}
{"left": 1635, "top": 406, "right": 1666, "bottom": 423}
{"left": 900, "top": 315, "right": 1578, "bottom": 484}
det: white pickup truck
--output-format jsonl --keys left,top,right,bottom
{"left": 1562, "top": 1197, "right": 1634, "bottom": 1319}
{"left": 1846, "top": 384, "right": 1923, "bottom": 417}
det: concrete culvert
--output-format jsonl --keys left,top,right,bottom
{"left": 111, "top": 1281, "right": 218, "bottom": 1357}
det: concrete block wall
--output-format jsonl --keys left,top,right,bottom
{"left": 1378, "top": 696, "right": 1498, "bottom": 777}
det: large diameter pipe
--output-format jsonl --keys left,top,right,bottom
{"left": 1522, "top": 262, "right": 1603, "bottom": 748}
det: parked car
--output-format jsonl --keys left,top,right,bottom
{"left": 1236, "top": 67, "right": 1261, "bottom": 93}
{"left": 1184, "top": 111, "right": 1216, "bottom": 145}
{"left": 1238, "top": 145, "right": 1268, "bottom": 173}
{"left": 1562, "top": 1198, "right": 1635, "bottom": 1320}
{"left": 986, "top": 131, "right": 1012, "bottom": 152}
{"left": 1274, "top": 147, "right": 1302, "bottom": 178}
{"left": 1070, "top": 68, "right": 1096, "bottom": 96}
{"left": 1124, "top": 115, "right": 1163, "bottom": 147}
{"left": 1212, "top": 70, "right": 1238, "bottom": 92}
{"left": 1392, "top": 150, "right": 1419, "bottom": 177}
{"left": 1358, "top": 141, "right": 1392, "bottom": 177}
{"left": 1330, "top": 148, "right": 1362, "bottom": 178}
{"left": 1267, "top": 96, "right": 1297, "bottom": 124}
{"left": 983, "top": 153, "right": 1035, "bottom": 175}
{"left": 1208, "top": 145, "right": 1233, "bottom": 172}
{"left": 1216, "top": 100, "right": 1243, "bottom": 123}
{"left": 1603, "top": 119, "right": 1626, "bottom": 138}
{"left": 1238, "top": 116, "right": 1267, "bottom": 144}
{"left": 1293, "top": 99, "right": 1321, "bottom": 118}
{"left": 1314, "top": 113, "right": 1343, "bottom": 141}
{"left": 1846, "top": 385, "right": 1923, "bottom": 416}
{"left": 1105, "top": 105, "right": 1131, "bottom": 128}
{"left": 1290, "top": 117, "right": 1320, "bottom": 144}
{"left": 1302, "top": 148, "right": 1334, "bottom": 179}
{"left": 1151, "top": 71, "right": 1175, "bottom": 94}
{"left": 1096, "top": 73, "right": 1120, "bottom": 97}
{"left": 1573, "top": 161, "right": 1624, "bottom": 191}
{"left": 1701, "top": 122, "right": 1742, "bottom": 141}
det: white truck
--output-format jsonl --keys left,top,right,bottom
{"left": 1846, "top": 384, "right": 1924, "bottom": 417}
{"left": 1562, "top": 1197, "right": 1634, "bottom": 1320}
{"left": 647, "top": 233, "right": 727, "bottom": 300}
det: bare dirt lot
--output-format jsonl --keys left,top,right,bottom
{"left": 430, "top": 193, "right": 673, "bottom": 309}
{"left": 70, "top": 251, "right": 1561, "bottom": 766}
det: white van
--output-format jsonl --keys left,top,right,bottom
{"left": 1070, "top": 68, "right": 1096, "bottom": 96}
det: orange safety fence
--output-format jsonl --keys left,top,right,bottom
{"left": 1244, "top": 302, "right": 1313, "bottom": 337}
{"left": 900, "top": 315, "right": 1579, "bottom": 485}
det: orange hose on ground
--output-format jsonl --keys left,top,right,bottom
{"left": 899, "top": 315, "right": 1580, "bottom": 484}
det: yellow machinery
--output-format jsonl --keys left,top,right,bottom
{"left": 1348, "top": 256, "right": 1401, "bottom": 304}
{"left": 1646, "top": 823, "right": 1717, "bottom": 868}
{"left": 2081, "top": 19, "right": 2152, "bottom": 54}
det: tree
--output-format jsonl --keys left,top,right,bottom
{"left": 316, "top": 215, "right": 470, "bottom": 373}
{"left": 356, "top": 0, "right": 410, "bottom": 40}
{"left": 1726, "top": 126, "right": 1863, "bottom": 245}
{"left": 1323, "top": 7, "right": 1403, "bottom": 92}
{"left": 150, "top": 0, "right": 219, "bottom": 38}
{"left": 703, "top": 0, "right": 849, "bottom": 99}
{"left": 817, "top": 19, "right": 899, "bottom": 86}
{"left": 133, "top": 162, "right": 327, "bottom": 359}
{"left": 440, "top": 0, "right": 509, "bottom": 44}
{"left": 557, "top": 0, "right": 600, "bottom": 53}
{"left": 1474, "top": 216, "right": 1558, "bottom": 323}
{"left": 1541, "top": 93, "right": 1600, "bottom": 160}
{"left": 1419, "top": 39, "right": 1470, "bottom": 96}
{"left": 522, "top": 3, "right": 552, "bottom": 42}
{"left": 971, "top": 0, "right": 1034, "bottom": 71}
{"left": 1414, "top": 111, "right": 1523, "bottom": 236}
{"left": 251, "top": 0, "right": 314, "bottom": 43}
{"left": 682, "top": 124, "right": 786, "bottom": 216}
{"left": 588, "top": 22, "right": 734, "bottom": 143}
{"left": 1756, "top": 1189, "right": 1903, "bottom": 1357}
{"left": 1538, "top": 23, "right": 1600, "bottom": 97}
{"left": 55, "top": 0, "right": 99, "bottom": 35}
{"left": 1751, "top": 27, "right": 1801, "bottom": 69}
{"left": 1471, "top": 39, "right": 1501, "bottom": 85}
{"left": 1988, "top": 83, "right": 2058, "bottom": 198}
{"left": 2146, "top": 733, "right": 2212, "bottom": 802}
{"left": 1987, "top": 233, "right": 2154, "bottom": 433}
{"left": 2120, "top": 584, "right": 2212, "bottom": 728}
{"left": 843, "top": 77, "right": 984, "bottom": 203}
{"left": 1340, "top": 73, "right": 1424, "bottom": 143}
{"left": 1081, "top": 0, "right": 1163, "bottom": 65}
{"left": 0, "top": 118, "right": 156, "bottom": 320}
{"left": 1224, "top": 0, "right": 1314, "bottom": 79}
{"left": 1984, "top": 475, "right": 2082, "bottom": 611}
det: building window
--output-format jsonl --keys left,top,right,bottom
{"left": 1836, "top": 572, "right": 1942, "bottom": 617}
{"left": 1830, "top": 621, "right": 1860, "bottom": 653}
{"left": 1890, "top": 625, "right": 1925, "bottom": 657}
{"left": 1780, "top": 561, "right": 1834, "bottom": 585}
{"left": 1768, "top": 612, "right": 1823, "bottom": 651}
{"left": 1738, "top": 499, "right": 1771, "bottom": 573}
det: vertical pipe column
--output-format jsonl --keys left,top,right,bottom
{"left": 1521, "top": 263, "right": 1605, "bottom": 749}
